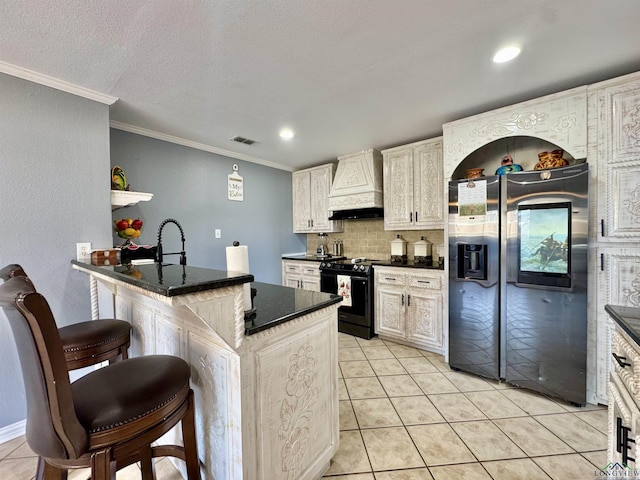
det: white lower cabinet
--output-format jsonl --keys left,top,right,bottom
{"left": 282, "top": 260, "right": 321, "bottom": 292}
{"left": 608, "top": 322, "right": 640, "bottom": 467}
{"left": 374, "top": 266, "right": 444, "bottom": 353}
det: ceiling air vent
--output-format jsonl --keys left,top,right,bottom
{"left": 230, "top": 135, "right": 257, "bottom": 145}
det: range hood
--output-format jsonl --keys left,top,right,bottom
{"left": 328, "top": 207, "right": 384, "bottom": 220}
{"left": 328, "top": 149, "right": 384, "bottom": 218}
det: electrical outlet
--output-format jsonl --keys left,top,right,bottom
{"left": 76, "top": 242, "right": 92, "bottom": 263}
{"left": 215, "top": 229, "right": 221, "bottom": 239}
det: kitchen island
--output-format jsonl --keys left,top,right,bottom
{"left": 71, "top": 261, "right": 342, "bottom": 480}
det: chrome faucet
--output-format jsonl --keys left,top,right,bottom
{"left": 156, "top": 218, "right": 187, "bottom": 265}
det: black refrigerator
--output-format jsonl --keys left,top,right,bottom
{"left": 448, "top": 163, "right": 588, "bottom": 404}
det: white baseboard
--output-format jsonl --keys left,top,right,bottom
{"left": 0, "top": 420, "right": 26, "bottom": 445}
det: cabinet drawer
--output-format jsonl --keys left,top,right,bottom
{"left": 409, "top": 274, "right": 442, "bottom": 290}
{"left": 283, "top": 262, "right": 302, "bottom": 275}
{"left": 612, "top": 330, "right": 640, "bottom": 398}
{"left": 302, "top": 265, "right": 320, "bottom": 277}
{"left": 376, "top": 272, "right": 407, "bottom": 286}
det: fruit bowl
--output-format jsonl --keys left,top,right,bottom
{"left": 114, "top": 218, "right": 143, "bottom": 245}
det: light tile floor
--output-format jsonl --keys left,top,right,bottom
{"left": 0, "top": 333, "right": 608, "bottom": 480}
{"left": 323, "top": 333, "right": 607, "bottom": 480}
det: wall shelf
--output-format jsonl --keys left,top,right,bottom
{"left": 111, "top": 190, "right": 153, "bottom": 210}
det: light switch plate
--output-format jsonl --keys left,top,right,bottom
{"left": 215, "top": 229, "right": 221, "bottom": 239}
{"left": 76, "top": 242, "right": 91, "bottom": 263}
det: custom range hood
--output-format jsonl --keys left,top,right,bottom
{"left": 328, "top": 149, "right": 384, "bottom": 220}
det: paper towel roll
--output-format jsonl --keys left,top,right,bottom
{"left": 226, "top": 245, "right": 252, "bottom": 311}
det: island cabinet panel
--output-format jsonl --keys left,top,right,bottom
{"left": 248, "top": 316, "right": 338, "bottom": 480}
{"left": 374, "top": 266, "right": 444, "bottom": 354}
{"left": 382, "top": 137, "right": 444, "bottom": 230}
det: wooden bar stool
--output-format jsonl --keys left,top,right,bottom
{"left": 0, "top": 275, "right": 201, "bottom": 480}
{"left": 0, "top": 264, "right": 131, "bottom": 370}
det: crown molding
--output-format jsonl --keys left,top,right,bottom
{"left": 0, "top": 61, "right": 118, "bottom": 105}
{"left": 109, "top": 121, "right": 294, "bottom": 172}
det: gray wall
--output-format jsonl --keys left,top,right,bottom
{"left": 0, "top": 74, "right": 112, "bottom": 428}
{"left": 110, "top": 131, "right": 305, "bottom": 285}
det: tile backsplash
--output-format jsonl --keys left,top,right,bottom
{"left": 306, "top": 219, "right": 444, "bottom": 261}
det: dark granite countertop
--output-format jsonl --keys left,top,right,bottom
{"left": 605, "top": 304, "right": 640, "bottom": 346}
{"left": 371, "top": 260, "right": 445, "bottom": 270}
{"left": 72, "top": 260, "right": 253, "bottom": 297}
{"left": 282, "top": 254, "right": 346, "bottom": 262}
{"left": 246, "top": 282, "right": 342, "bottom": 335}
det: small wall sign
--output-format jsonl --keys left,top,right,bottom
{"left": 228, "top": 164, "right": 244, "bottom": 202}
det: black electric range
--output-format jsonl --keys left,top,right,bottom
{"left": 319, "top": 259, "right": 376, "bottom": 339}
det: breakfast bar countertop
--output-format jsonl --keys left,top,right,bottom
{"left": 71, "top": 260, "right": 253, "bottom": 297}
{"left": 605, "top": 304, "right": 640, "bottom": 346}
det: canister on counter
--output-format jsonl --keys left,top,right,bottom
{"left": 414, "top": 236, "right": 433, "bottom": 265}
{"left": 390, "top": 235, "right": 407, "bottom": 264}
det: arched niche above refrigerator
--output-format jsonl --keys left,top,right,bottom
{"left": 443, "top": 86, "right": 588, "bottom": 180}
{"left": 450, "top": 136, "right": 584, "bottom": 180}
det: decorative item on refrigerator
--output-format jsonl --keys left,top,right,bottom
{"left": 337, "top": 274, "right": 352, "bottom": 307}
{"left": 226, "top": 242, "right": 252, "bottom": 312}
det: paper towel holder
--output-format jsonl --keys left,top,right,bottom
{"left": 230, "top": 240, "right": 257, "bottom": 317}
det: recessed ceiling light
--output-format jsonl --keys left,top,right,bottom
{"left": 279, "top": 128, "right": 295, "bottom": 140}
{"left": 492, "top": 45, "right": 522, "bottom": 63}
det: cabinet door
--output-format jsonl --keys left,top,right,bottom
{"left": 310, "top": 166, "right": 332, "bottom": 232}
{"left": 413, "top": 140, "right": 444, "bottom": 228}
{"left": 407, "top": 287, "right": 443, "bottom": 351}
{"left": 598, "top": 248, "right": 640, "bottom": 401}
{"left": 375, "top": 285, "right": 406, "bottom": 340}
{"left": 383, "top": 148, "right": 414, "bottom": 230}
{"left": 302, "top": 277, "right": 321, "bottom": 292}
{"left": 292, "top": 171, "right": 311, "bottom": 233}
{"left": 608, "top": 372, "right": 639, "bottom": 467}
{"left": 597, "top": 78, "right": 640, "bottom": 240}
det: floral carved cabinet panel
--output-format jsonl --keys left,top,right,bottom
{"left": 595, "top": 75, "right": 640, "bottom": 239}
{"left": 382, "top": 137, "right": 444, "bottom": 230}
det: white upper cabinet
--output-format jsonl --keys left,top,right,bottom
{"left": 382, "top": 137, "right": 444, "bottom": 230}
{"left": 292, "top": 163, "right": 343, "bottom": 233}
{"left": 590, "top": 72, "right": 640, "bottom": 240}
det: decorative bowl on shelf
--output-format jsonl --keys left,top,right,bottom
{"left": 495, "top": 164, "right": 523, "bottom": 175}
{"left": 534, "top": 149, "right": 568, "bottom": 170}
{"left": 464, "top": 168, "right": 485, "bottom": 179}
{"left": 114, "top": 218, "right": 143, "bottom": 245}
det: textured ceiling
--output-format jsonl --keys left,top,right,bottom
{"left": 1, "top": 1, "right": 640, "bottom": 171}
